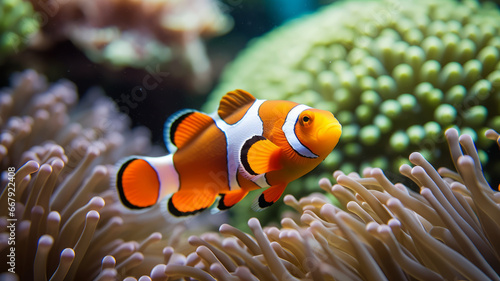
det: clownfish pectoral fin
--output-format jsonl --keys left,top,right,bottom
{"left": 116, "top": 157, "right": 161, "bottom": 209}
{"left": 240, "top": 136, "right": 282, "bottom": 177}
{"left": 164, "top": 109, "right": 214, "bottom": 153}
{"left": 251, "top": 183, "right": 287, "bottom": 211}
{"left": 218, "top": 89, "right": 256, "bottom": 120}
{"left": 217, "top": 189, "right": 249, "bottom": 210}
{"left": 167, "top": 189, "right": 218, "bottom": 217}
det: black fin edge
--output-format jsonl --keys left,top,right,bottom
{"left": 168, "top": 197, "right": 207, "bottom": 217}
{"left": 169, "top": 112, "right": 194, "bottom": 149}
{"left": 258, "top": 193, "right": 274, "bottom": 209}
{"left": 217, "top": 194, "right": 232, "bottom": 210}
{"left": 163, "top": 109, "right": 197, "bottom": 153}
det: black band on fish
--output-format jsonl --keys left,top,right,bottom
{"left": 282, "top": 104, "right": 319, "bottom": 159}
{"left": 240, "top": 135, "right": 266, "bottom": 176}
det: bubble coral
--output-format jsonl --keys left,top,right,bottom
{"left": 0, "top": 70, "right": 191, "bottom": 280}
{"left": 28, "top": 0, "right": 232, "bottom": 90}
{"left": 0, "top": 0, "right": 39, "bottom": 61}
{"left": 161, "top": 127, "right": 500, "bottom": 280}
{"left": 207, "top": 0, "right": 500, "bottom": 173}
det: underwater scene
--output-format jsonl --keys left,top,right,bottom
{"left": 1, "top": 0, "right": 500, "bottom": 280}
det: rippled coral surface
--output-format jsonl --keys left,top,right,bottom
{"left": 207, "top": 0, "right": 500, "bottom": 174}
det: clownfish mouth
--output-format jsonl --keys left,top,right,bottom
{"left": 317, "top": 122, "right": 342, "bottom": 142}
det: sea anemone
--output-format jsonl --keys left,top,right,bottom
{"left": 207, "top": 0, "right": 500, "bottom": 174}
{"left": 161, "top": 127, "right": 500, "bottom": 280}
{"left": 28, "top": 0, "right": 233, "bottom": 91}
{"left": 0, "top": 0, "right": 39, "bottom": 61}
{"left": 0, "top": 70, "right": 194, "bottom": 280}
{"left": 486, "top": 128, "right": 500, "bottom": 148}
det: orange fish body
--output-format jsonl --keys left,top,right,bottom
{"left": 115, "top": 90, "right": 342, "bottom": 217}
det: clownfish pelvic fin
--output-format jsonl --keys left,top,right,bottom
{"left": 240, "top": 135, "right": 282, "bottom": 178}
{"left": 251, "top": 183, "right": 287, "bottom": 211}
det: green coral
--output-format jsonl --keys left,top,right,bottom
{"left": 0, "top": 0, "right": 39, "bottom": 60}
{"left": 207, "top": 0, "right": 500, "bottom": 174}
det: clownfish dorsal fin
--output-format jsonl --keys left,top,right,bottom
{"left": 218, "top": 89, "right": 256, "bottom": 120}
{"left": 240, "top": 135, "right": 282, "bottom": 177}
{"left": 164, "top": 109, "right": 214, "bottom": 153}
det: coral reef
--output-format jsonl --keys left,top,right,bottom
{"left": 0, "top": 70, "right": 193, "bottom": 280}
{"left": 0, "top": 0, "right": 39, "bottom": 61}
{"left": 28, "top": 0, "right": 232, "bottom": 91}
{"left": 207, "top": 0, "right": 500, "bottom": 173}
{"left": 161, "top": 127, "right": 500, "bottom": 280}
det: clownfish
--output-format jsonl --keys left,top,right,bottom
{"left": 115, "top": 89, "right": 341, "bottom": 217}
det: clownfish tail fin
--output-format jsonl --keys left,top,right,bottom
{"left": 116, "top": 157, "right": 161, "bottom": 209}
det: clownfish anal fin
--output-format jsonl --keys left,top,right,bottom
{"left": 167, "top": 189, "right": 218, "bottom": 217}
{"left": 164, "top": 109, "right": 213, "bottom": 153}
{"left": 116, "top": 158, "right": 160, "bottom": 209}
{"left": 240, "top": 136, "right": 282, "bottom": 177}
{"left": 218, "top": 89, "right": 256, "bottom": 120}
{"left": 251, "top": 183, "right": 287, "bottom": 211}
{"left": 217, "top": 189, "right": 249, "bottom": 210}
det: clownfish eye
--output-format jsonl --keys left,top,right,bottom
{"left": 299, "top": 113, "right": 313, "bottom": 126}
